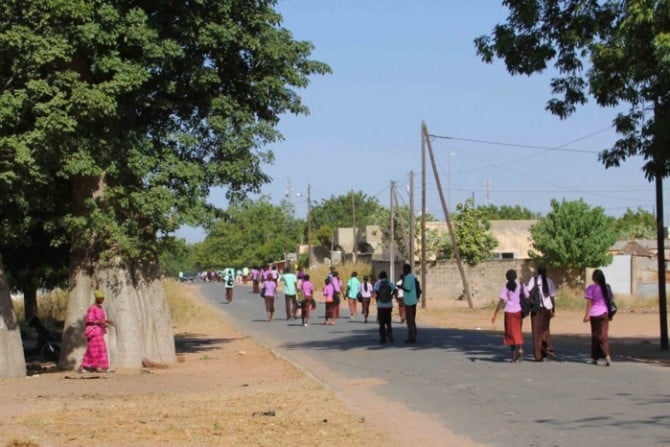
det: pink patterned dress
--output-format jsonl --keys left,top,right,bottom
{"left": 81, "top": 304, "right": 109, "bottom": 370}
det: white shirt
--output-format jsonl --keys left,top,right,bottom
{"left": 527, "top": 275, "right": 556, "bottom": 310}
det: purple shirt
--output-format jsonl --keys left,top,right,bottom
{"left": 302, "top": 280, "right": 314, "bottom": 298}
{"left": 331, "top": 276, "right": 341, "bottom": 293}
{"left": 263, "top": 279, "right": 276, "bottom": 298}
{"left": 323, "top": 283, "right": 334, "bottom": 302}
{"left": 499, "top": 281, "right": 528, "bottom": 313}
{"left": 585, "top": 283, "right": 610, "bottom": 317}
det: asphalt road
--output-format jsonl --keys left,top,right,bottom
{"left": 198, "top": 282, "right": 670, "bottom": 447}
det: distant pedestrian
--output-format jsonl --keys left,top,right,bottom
{"left": 491, "top": 269, "right": 527, "bottom": 363}
{"left": 346, "top": 271, "right": 361, "bottom": 318}
{"left": 359, "top": 275, "right": 374, "bottom": 323}
{"left": 395, "top": 276, "right": 406, "bottom": 323}
{"left": 331, "top": 271, "right": 342, "bottom": 319}
{"left": 323, "top": 277, "right": 335, "bottom": 325}
{"left": 527, "top": 265, "right": 557, "bottom": 361}
{"left": 262, "top": 275, "right": 277, "bottom": 322}
{"left": 251, "top": 267, "right": 260, "bottom": 293}
{"left": 301, "top": 274, "right": 315, "bottom": 327}
{"left": 400, "top": 264, "right": 418, "bottom": 343}
{"left": 374, "top": 271, "right": 396, "bottom": 344}
{"left": 282, "top": 267, "right": 298, "bottom": 320}
{"left": 584, "top": 269, "right": 613, "bottom": 366}
{"left": 224, "top": 268, "right": 235, "bottom": 303}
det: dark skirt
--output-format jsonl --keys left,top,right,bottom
{"left": 530, "top": 308, "right": 554, "bottom": 360}
{"left": 589, "top": 312, "right": 610, "bottom": 360}
{"left": 264, "top": 296, "right": 275, "bottom": 313}
{"left": 503, "top": 311, "right": 523, "bottom": 346}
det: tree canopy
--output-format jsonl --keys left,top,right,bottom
{"left": 477, "top": 204, "right": 542, "bottom": 220}
{"left": 529, "top": 198, "right": 617, "bottom": 269}
{"left": 475, "top": 0, "right": 670, "bottom": 178}
{"left": 0, "top": 0, "right": 330, "bottom": 260}
{"left": 193, "top": 197, "right": 303, "bottom": 269}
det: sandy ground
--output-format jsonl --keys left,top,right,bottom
{"left": 0, "top": 287, "right": 668, "bottom": 447}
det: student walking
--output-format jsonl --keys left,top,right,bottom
{"left": 374, "top": 271, "right": 396, "bottom": 344}
{"left": 527, "top": 265, "right": 557, "bottom": 361}
{"left": 262, "top": 275, "right": 277, "bottom": 322}
{"left": 359, "top": 275, "right": 374, "bottom": 323}
{"left": 400, "top": 264, "right": 419, "bottom": 343}
{"left": 346, "top": 271, "right": 361, "bottom": 318}
{"left": 323, "top": 277, "right": 336, "bottom": 325}
{"left": 300, "top": 274, "right": 315, "bottom": 327}
{"left": 584, "top": 269, "right": 613, "bottom": 366}
{"left": 281, "top": 267, "right": 298, "bottom": 320}
{"left": 491, "top": 269, "right": 527, "bottom": 363}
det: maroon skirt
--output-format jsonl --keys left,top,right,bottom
{"left": 503, "top": 311, "right": 523, "bottom": 346}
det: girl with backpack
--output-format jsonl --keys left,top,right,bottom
{"left": 491, "top": 269, "right": 528, "bottom": 363}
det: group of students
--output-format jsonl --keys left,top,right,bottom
{"left": 492, "top": 266, "right": 614, "bottom": 365}
{"left": 253, "top": 263, "right": 421, "bottom": 344}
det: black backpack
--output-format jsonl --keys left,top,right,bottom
{"left": 415, "top": 278, "right": 422, "bottom": 299}
{"left": 377, "top": 280, "right": 393, "bottom": 303}
{"left": 529, "top": 277, "right": 543, "bottom": 313}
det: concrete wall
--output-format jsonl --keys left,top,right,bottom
{"left": 372, "top": 259, "right": 576, "bottom": 309}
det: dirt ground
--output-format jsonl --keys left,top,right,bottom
{"left": 0, "top": 288, "right": 668, "bottom": 447}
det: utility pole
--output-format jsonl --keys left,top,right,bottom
{"left": 352, "top": 191, "right": 357, "bottom": 263}
{"left": 422, "top": 121, "right": 473, "bottom": 308}
{"left": 389, "top": 181, "right": 395, "bottom": 281}
{"left": 409, "top": 170, "right": 415, "bottom": 272}
{"left": 421, "top": 129, "right": 427, "bottom": 308}
{"left": 307, "top": 184, "right": 312, "bottom": 269}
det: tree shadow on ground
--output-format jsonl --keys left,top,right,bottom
{"left": 278, "top": 322, "right": 670, "bottom": 367}
{"left": 174, "top": 333, "right": 244, "bottom": 354}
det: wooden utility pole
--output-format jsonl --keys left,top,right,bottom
{"left": 420, "top": 130, "right": 427, "bottom": 308}
{"left": 307, "top": 184, "right": 312, "bottom": 269}
{"left": 409, "top": 170, "right": 415, "bottom": 272}
{"left": 352, "top": 191, "right": 357, "bottom": 263}
{"left": 392, "top": 187, "right": 410, "bottom": 260}
{"left": 389, "top": 181, "right": 396, "bottom": 280}
{"left": 422, "top": 121, "right": 473, "bottom": 308}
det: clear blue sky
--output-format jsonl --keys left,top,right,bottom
{"left": 177, "top": 0, "right": 660, "bottom": 243}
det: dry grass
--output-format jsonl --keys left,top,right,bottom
{"left": 1, "top": 281, "right": 390, "bottom": 447}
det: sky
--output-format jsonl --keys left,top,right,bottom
{"left": 177, "top": 1, "right": 660, "bottom": 243}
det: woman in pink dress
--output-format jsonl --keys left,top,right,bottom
{"left": 300, "top": 274, "right": 315, "bottom": 327}
{"left": 584, "top": 269, "right": 613, "bottom": 366}
{"left": 80, "top": 290, "right": 114, "bottom": 373}
{"left": 491, "top": 269, "right": 527, "bottom": 363}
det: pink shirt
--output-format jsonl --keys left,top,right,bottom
{"left": 585, "top": 283, "right": 610, "bottom": 317}
{"left": 323, "top": 283, "right": 334, "bottom": 302}
{"left": 263, "top": 280, "right": 276, "bottom": 298}
{"left": 499, "top": 281, "right": 527, "bottom": 313}
{"left": 302, "top": 280, "right": 314, "bottom": 298}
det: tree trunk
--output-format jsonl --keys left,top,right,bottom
{"left": 23, "top": 285, "right": 38, "bottom": 320}
{"left": 60, "top": 256, "right": 175, "bottom": 370}
{"left": 0, "top": 255, "right": 27, "bottom": 378}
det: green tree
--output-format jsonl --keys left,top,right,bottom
{"left": 475, "top": 0, "right": 670, "bottom": 348}
{"left": 615, "top": 207, "right": 656, "bottom": 240}
{"left": 449, "top": 199, "right": 498, "bottom": 265}
{"left": 529, "top": 199, "right": 617, "bottom": 269}
{"left": 0, "top": 0, "right": 329, "bottom": 375}
{"left": 477, "top": 204, "right": 542, "bottom": 220}
{"left": 195, "top": 198, "right": 303, "bottom": 268}
{"left": 158, "top": 237, "right": 197, "bottom": 278}
{"left": 310, "top": 191, "right": 384, "bottom": 248}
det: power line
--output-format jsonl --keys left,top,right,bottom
{"left": 429, "top": 134, "right": 603, "bottom": 154}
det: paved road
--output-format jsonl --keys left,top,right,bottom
{"left": 198, "top": 282, "right": 670, "bottom": 447}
